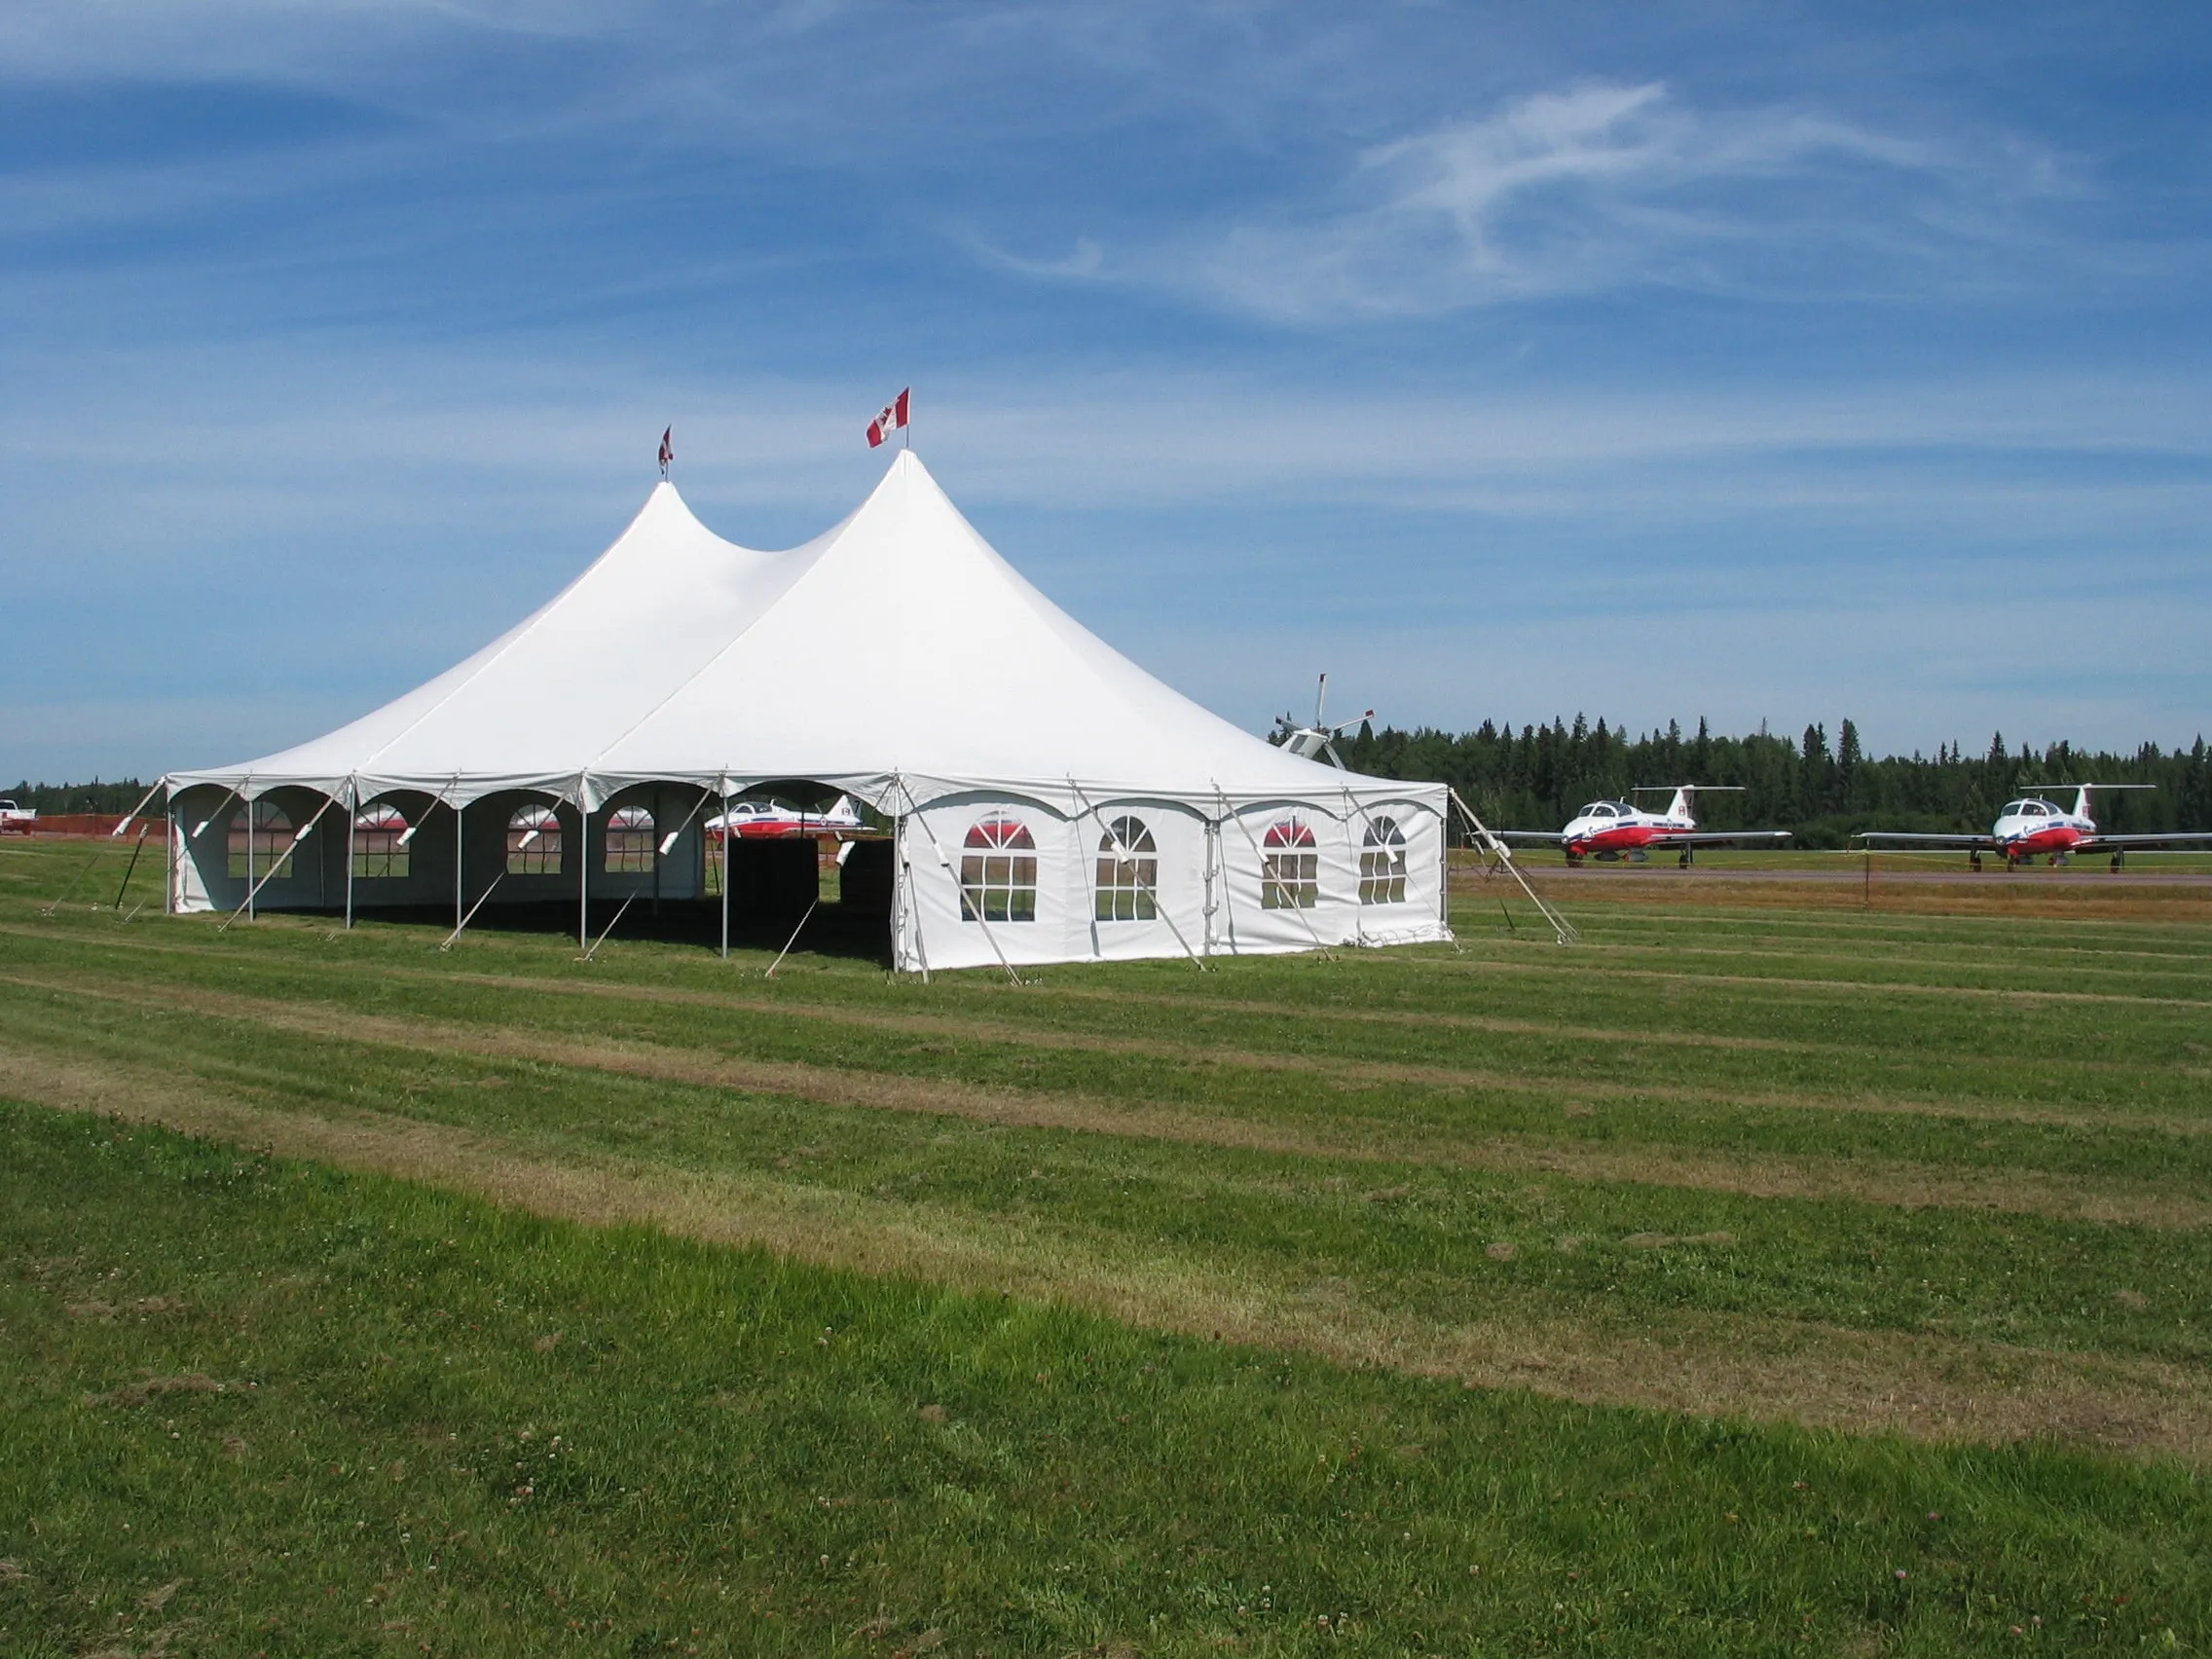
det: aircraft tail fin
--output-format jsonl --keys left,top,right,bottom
{"left": 1630, "top": 782, "right": 1742, "bottom": 825}
{"left": 2022, "top": 782, "right": 2156, "bottom": 820}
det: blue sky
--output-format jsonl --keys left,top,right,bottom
{"left": 4, "top": 2, "right": 2209, "bottom": 785}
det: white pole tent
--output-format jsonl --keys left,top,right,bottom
{"left": 166, "top": 450, "right": 1454, "bottom": 970}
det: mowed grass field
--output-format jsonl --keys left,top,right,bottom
{"left": 2, "top": 837, "right": 2208, "bottom": 1656}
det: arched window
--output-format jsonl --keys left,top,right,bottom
{"left": 960, "top": 814, "right": 1037, "bottom": 922}
{"left": 1261, "top": 817, "right": 1318, "bottom": 909}
{"left": 1360, "top": 816, "right": 1408, "bottom": 904}
{"left": 605, "top": 806, "right": 655, "bottom": 873}
{"left": 507, "top": 805, "right": 563, "bottom": 875}
{"left": 1094, "top": 815, "right": 1158, "bottom": 921}
{"left": 353, "top": 803, "right": 410, "bottom": 879}
{"left": 228, "top": 801, "right": 294, "bottom": 880}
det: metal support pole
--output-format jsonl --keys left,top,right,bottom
{"left": 574, "top": 787, "right": 592, "bottom": 955}
{"left": 454, "top": 797, "right": 464, "bottom": 935}
{"left": 221, "top": 794, "right": 337, "bottom": 933}
{"left": 765, "top": 899, "right": 818, "bottom": 977}
{"left": 719, "top": 774, "right": 731, "bottom": 960}
{"left": 581, "top": 891, "right": 639, "bottom": 963}
{"left": 107, "top": 778, "right": 168, "bottom": 841}
{"left": 1216, "top": 784, "right": 1334, "bottom": 958}
{"left": 245, "top": 795, "right": 257, "bottom": 920}
{"left": 1446, "top": 787, "right": 1578, "bottom": 945}
{"left": 111, "top": 824, "right": 151, "bottom": 911}
{"left": 1068, "top": 777, "right": 1204, "bottom": 970}
{"left": 345, "top": 777, "right": 356, "bottom": 930}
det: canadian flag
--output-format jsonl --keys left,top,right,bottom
{"left": 866, "top": 388, "right": 910, "bottom": 448}
{"left": 657, "top": 426, "right": 673, "bottom": 469}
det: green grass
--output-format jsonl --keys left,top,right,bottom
{"left": 3, "top": 1104, "right": 2206, "bottom": 1658}
{"left": 3, "top": 834, "right": 2211, "bottom": 1654}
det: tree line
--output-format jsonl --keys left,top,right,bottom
{"left": 2, "top": 778, "right": 156, "bottom": 815}
{"left": 1332, "top": 719, "right": 2212, "bottom": 849}
{"left": 14, "top": 728, "right": 2212, "bottom": 851}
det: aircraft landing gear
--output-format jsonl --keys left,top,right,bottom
{"left": 1678, "top": 848, "right": 1693, "bottom": 868}
{"left": 2112, "top": 850, "right": 2125, "bottom": 872}
{"left": 1969, "top": 849, "right": 1982, "bottom": 872}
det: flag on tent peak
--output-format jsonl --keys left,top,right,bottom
{"left": 658, "top": 426, "right": 674, "bottom": 472}
{"left": 866, "top": 388, "right": 910, "bottom": 448}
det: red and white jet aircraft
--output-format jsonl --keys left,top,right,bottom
{"left": 705, "top": 794, "right": 867, "bottom": 842}
{"left": 1854, "top": 784, "right": 2212, "bottom": 868}
{"left": 1495, "top": 786, "right": 1792, "bottom": 866}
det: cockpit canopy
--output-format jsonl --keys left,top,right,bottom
{"left": 1578, "top": 801, "right": 1638, "bottom": 819}
{"left": 2003, "top": 799, "right": 2056, "bottom": 818}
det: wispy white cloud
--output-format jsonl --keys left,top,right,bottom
{"left": 1006, "top": 81, "right": 2080, "bottom": 321}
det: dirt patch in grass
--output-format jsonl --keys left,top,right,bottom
{"left": 6, "top": 1046, "right": 2211, "bottom": 1463}
{"left": 1410, "top": 953, "right": 2212, "bottom": 1011}
{"left": 5, "top": 973, "right": 2206, "bottom": 1229}
{"left": 91, "top": 1374, "right": 230, "bottom": 1408}
{"left": 1456, "top": 870, "right": 2212, "bottom": 924}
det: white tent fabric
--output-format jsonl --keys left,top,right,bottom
{"left": 167, "top": 451, "right": 1452, "bottom": 968}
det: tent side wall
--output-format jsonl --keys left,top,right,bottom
{"left": 166, "top": 782, "right": 717, "bottom": 918}
{"left": 897, "top": 787, "right": 1450, "bottom": 973}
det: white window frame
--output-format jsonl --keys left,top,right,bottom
{"left": 960, "top": 814, "right": 1038, "bottom": 922}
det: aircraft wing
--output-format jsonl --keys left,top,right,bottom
{"left": 1486, "top": 830, "right": 1564, "bottom": 844}
{"left": 1645, "top": 830, "right": 1793, "bottom": 848}
{"left": 1853, "top": 831, "right": 1996, "bottom": 850}
{"left": 2082, "top": 831, "right": 2212, "bottom": 850}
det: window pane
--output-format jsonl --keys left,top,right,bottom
{"left": 230, "top": 802, "right": 296, "bottom": 880}
{"left": 960, "top": 814, "right": 1038, "bottom": 922}
{"left": 508, "top": 806, "right": 564, "bottom": 876}
{"left": 606, "top": 806, "right": 655, "bottom": 873}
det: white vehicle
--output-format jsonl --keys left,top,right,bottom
{"left": 1493, "top": 786, "right": 1792, "bottom": 866}
{"left": 1855, "top": 784, "right": 2212, "bottom": 868}
{"left": 0, "top": 798, "right": 36, "bottom": 833}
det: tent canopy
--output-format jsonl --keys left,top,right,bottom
{"left": 170, "top": 451, "right": 1421, "bottom": 817}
